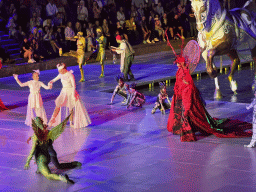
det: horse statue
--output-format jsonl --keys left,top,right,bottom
{"left": 190, "top": 0, "right": 256, "bottom": 98}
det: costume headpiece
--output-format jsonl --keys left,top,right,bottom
{"left": 31, "top": 117, "right": 48, "bottom": 142}
{"left": 116, "top": 35, "right": 122, "bottom": 41}
{"left": 96, "top": 28, "right": 102, "bottom": 33}
{"left": 33, "top": 69, "right": 40, "bottom": 75}
{"left": 57, "top": 63, "right": 65, "bottom": 71}
{"left": 115, "top": 74, "right": 124, "bottom": 82}
{"left": 159, "top": 82, "right": 166, "bottom": 89}
{"left": 77, "top": 32, "right": 83, "bottom": 36}
{"left": 165, "top": 30, "right": 200, "bottom": 73}
{"left": 130, "top": 83, "right": 136, "bottom": 89}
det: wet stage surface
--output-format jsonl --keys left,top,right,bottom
{"left": 0, "top": 51, "right": 256, "bottom": 192}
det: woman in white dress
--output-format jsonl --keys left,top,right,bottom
{"left": 48, "top": 63, "right": 91, "bottom": 129}
{"left": 13, "top": 70, "right": 52, "bottom": 127}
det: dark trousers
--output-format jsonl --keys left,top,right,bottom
{"left": 123, "top": 55, "right": 134, "bottom": 80}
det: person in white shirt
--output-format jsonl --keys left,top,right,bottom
{"left": 96, "top": 0, "right": 103, "bottom": 9}
{"left": 46, "top": 0, "right": 58, "bottom": 18}
{"left": 48, "top": 63, "right": 91, "bottom": 129}
{"left": 13, "top": 70, "right": 52, "bottom": 127}
{"left": 77, "top": 0, "right": 88, "bottom": 24}
{"left": 117, "top": 7, "right": 125, "bottom": 26}
{"left": 111, "top": 35, "right": 135, "bottom": 81}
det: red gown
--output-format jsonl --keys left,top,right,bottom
{"left": 0, "top": 98, "right": 7, "bottom": 111}
{"left": 167, "top": 66, "right": 251, "bottom": 142}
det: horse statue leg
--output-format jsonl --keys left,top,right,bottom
{"left": 227, "top": 49, "right": 239, "bottom": 95}
{"left": 202, "top": 49, "right": 222, "bottom": 99}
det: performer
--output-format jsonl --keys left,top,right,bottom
{"left": 48, "top": 63, "right": 91, "bottom": 129}
{"left": 151, "top": 82, "right": 171, "bottom": 114}
{"left": 63, "top": 32, "right": 86, "bottom": 82}
{"left": 0, "top": 60, "right": 8, "bottom": 111}
{"left": 125, "top": 83, "right": 145, "bottom": 108}
{"left": 111, "top": 35, "right": 135, "bottom": 81}
{"left": 0, "top": 98, "right": 7, "bottom": 111}
{"left": 110, "top": 75, "right": 129, "bottom": 104}
{"left": 13, "top": 70, "right": 52, "bottom": 127}
{"left": 24, "top": 114, "right": 75, "bottom": 184}
{"left": 85, "top": 28, "right": 106, "bottom": 78}
{"left": 167, "top": 55, "right": 229, "bottom": 142}
{"left": 245, "top": 91, "right": 256, "bottom": 147}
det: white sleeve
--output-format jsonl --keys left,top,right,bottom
{"left": 40, "top": 81, "right": 51, "bottom": 90}
{"left": 115, "top": 42, "right": 126, "bottom": 54}
{"left": 15, "top": 78, "right": 30, "bottom": 87}
{"left": 50, "top": 74, "right": 61, "bottom": 83}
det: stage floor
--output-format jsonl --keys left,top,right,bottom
{"left": 0, "top": 51, "right": 256, "bottom": 192}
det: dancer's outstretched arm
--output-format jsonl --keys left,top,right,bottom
{"left": 13, "top": 74, "right": 29, "bottom": 87}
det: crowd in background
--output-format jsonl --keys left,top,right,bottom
{"left": 0, "top": 0, "right": 200, "bottom": 63}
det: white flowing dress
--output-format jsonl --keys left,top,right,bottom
{"left": 50, "top": 71, "right": 91, "bottom": 129}
{"left": 15, "top": 79, "right": 50, "bottom": 127}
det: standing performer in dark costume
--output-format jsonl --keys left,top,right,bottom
{"left": 24, "top": 114, "right": 79, "bottom": 184}
{"left": 151, "top": 82, "right": 171, "bottom": 114}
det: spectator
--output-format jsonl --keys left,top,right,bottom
{"left": 46, "top": 0, "right": 58, "bottom": 19}
{"left": 189, "top": 9, "right": 197, "bottom": 38}
{"left": 29, "top": 27, "right": 41, "bottom": 42}
{"left": 55, "top": 26, "right": 65, "bottom": 49}
{"left": 117, "top": 7, "right": 125, "bottom": 26}
{"left": 102, "top": 19, "right": 111, "bottom": 48}
{"left": 171, "top": 14, "right": 185, "bottom": 39}
{"left": 140, "top": 16, "right": 151, "bottom": 44}
{"left": 130, "top": 5, "right": 138, "bottom": 22}
{"left": 77, "top": 0, "right": 88, "bottom": 26}
{"left": 20, "top": 37, "right": 36, "bottom": 63}
{"left": 64, "top": 21, "right": 76, "bottom": 51}
{"left": 125, "top": 16, "right": 139, "bottom": 45}
{"left": 95, "top": 20, "right": 102, "bottom": 31}
{"left": 6, "top": 15, "right": 18, "bottom": 39}
{"left": 52, "top": 12, "right": 63, "bottom": 27}
{"left": 148, "top": 12, "right": 159, "bottom": 43}
{"left": 86, "top": 22, "right": 95, "bottom": 52}
{"left": 30, "top": 12, "right": 43, "bottom": 32}
{"left": 43, "top": 18, "right": 53, "bottom": 28}
{"left": 30, "top": 1, "right": 42, "bottom": 19}
{"left": 74, "top": 21, "right": 82, "bottom": 34}
{"left": 137, "top": 3, "right": 145, "bottom": 21}
{"left": 8, "top": 4, "right": 16, "bottom": 18}
{"left": 93, "top": 1, "right": 101, "bottom": 23}
{"left": 116, "top": 21, "right": 128, "bottom": 41}
{"left": 31, "top": 38, "right": 42, "bottom": 61}
{"left": 150, "top": 2, "right": 157, "bottom": 14}
{"left": 143, "top": 3, "right": 150, "bottom": 19}
{"left": 156, "top": 2, "right": 164, "bottom": 18}
{"left": 154, "top": 14, "right": 165, "bottom": 41}
{"left": 95, "top": 0, "right": 103, "bottom": 9}
{"left": 57, "top": 0, "right": 67, "bottom": 23}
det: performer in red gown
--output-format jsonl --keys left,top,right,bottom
{"left": 0, "top": 60, "right": 8, "bottom": 111}
{"left": 166, "top": 33, "right": 252, "bottom": 142}
{"left": 167, "top": 56, "right": 226, "bottom": 141}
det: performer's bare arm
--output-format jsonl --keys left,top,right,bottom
{"left": 13, "top": 74, "right": 29, "bottom": 87}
